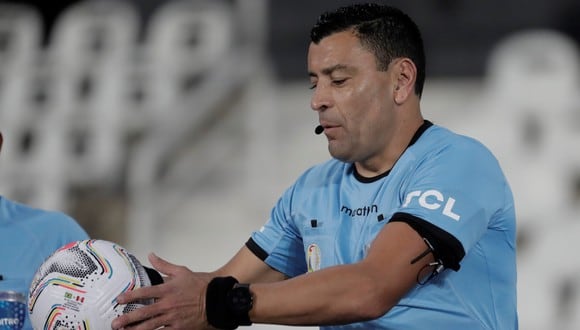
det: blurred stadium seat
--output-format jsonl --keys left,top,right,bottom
{"left": 45, "top": 0, "right": 140, "bottom": 186}
{"left": 141, "top": 0, "right": 233, "bottom": 120}
{"left": 0, "top": 2, "right": 41, "bottom": 71}
{"left": 48, "top": 0, "right": 139, "bottom": 69}
{"left": 0, "top": 2, "right": 68, "bottom": 210}
{"left": 124, "top": 0, "right": 254, "bottom": 259}
{"left": 452, "top": 29, "right": 580, "bottom": 230}
{"left": 480, "top": 29, "right": 580, "bottom": 330}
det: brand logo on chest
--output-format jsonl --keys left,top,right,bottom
{"left": 340, "top": 204, "right": 378, "bottom": 217}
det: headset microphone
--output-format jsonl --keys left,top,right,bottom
{"left": 315, "top": 125, "right": 324, "bottom": 135}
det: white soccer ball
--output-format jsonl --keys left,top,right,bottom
{"left": 28, "top": 239, "right": 153, "bottom": 330}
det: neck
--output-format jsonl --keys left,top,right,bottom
{"left": 355, "top": 114, "right": 424, "bottom": 178}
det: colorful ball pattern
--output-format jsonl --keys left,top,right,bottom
{"left": 28, "top": 239, "right": 152, "bottom": 330}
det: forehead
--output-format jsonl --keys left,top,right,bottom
{"left": 307, "top": 30, "right": 378, "bottom": 75}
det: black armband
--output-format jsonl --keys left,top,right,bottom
{"left": 390, "top": 212, "right": 465, "bottom": 271}
{"left": 206, "top": 276, "right": 253, "bottom": 329}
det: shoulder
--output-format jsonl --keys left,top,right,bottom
{"left": 417, "top": 124, "right": 502, "bottom": 168}
{"left": 295, "top": 158, "right": 350, "bottom": 186}
{"left": 404, "top": 125, "right": 512, "bottom": 208}
{"left": 0, "top": 196, "right": 89, "bottom": 240}
{"left": 278, "top": 159, "right": 350, "bottom": 203}
{"left": 34, "top": 210, "right": 88, "bottom": 240}
{"left": 0, "top": 197, "right": 88, "bottom": 261}
{"left": 399, "top": 124, "right": 509, "bottom": 196}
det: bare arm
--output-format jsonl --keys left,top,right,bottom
{"left": 213, "top": 245, "right": 287, "bottom": 283}
{"left": 249, "top": 221, "right": 434, "bottom": 326}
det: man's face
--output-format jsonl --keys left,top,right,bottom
{"left": 308, "top": 30, "right": 396, "bottom": 164}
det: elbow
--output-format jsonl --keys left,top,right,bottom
{"left": 354, "top": 306, "right": 388, "bottom": 322}
{"left": 356, "top": 300, "right": 392, "bottom": 321}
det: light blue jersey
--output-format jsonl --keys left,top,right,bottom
{"left": 250, "top": 122, "right": 517, "bottom": 329}
{"left": 0, "top": 196, "right": 89, "bottom": 329}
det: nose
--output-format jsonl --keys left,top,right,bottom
{"left": 310, "top": 85, "right": 331, "bottom": 112}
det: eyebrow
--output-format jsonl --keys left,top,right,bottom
{"left": 308, "top": 64, "right": 350, "bottom": 78}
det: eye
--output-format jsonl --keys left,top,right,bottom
{"left": 332, "top": 78, "right": 347, "bottom": 86}
{"left": 308, "top": 78, "right": 318, "bottom": 90}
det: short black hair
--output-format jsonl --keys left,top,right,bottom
{"left": 311, "top": 3, "right": 426, "bottom": 96}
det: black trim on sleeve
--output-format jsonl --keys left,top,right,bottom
{"left": 245, "top": 237, "right": 268, "bottom": 261}
{"left": 390, "top": 212, "right": 465, "bottom": 271}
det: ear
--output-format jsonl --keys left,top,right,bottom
{"left": 392, "top": 58, "right": 417, "bottom": 105}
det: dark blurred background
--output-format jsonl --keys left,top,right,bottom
{"left": 4, "top": 0, "right": 580, "bottom": 78}
{"left": 267, "top": 0, "right": 580, "bottom": 79}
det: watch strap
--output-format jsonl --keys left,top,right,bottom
{"left": 206, "top": 276, "right": 253, "bottom": 329}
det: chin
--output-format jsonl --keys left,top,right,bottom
{"left": 328, "top": 147, "right": 355, "bottom": 163}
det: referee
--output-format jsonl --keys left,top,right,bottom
{"left": 113, "top": 3, "right": 518, "bottom": 329}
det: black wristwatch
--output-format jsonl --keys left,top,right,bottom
{"left": 226, "top": 283, "right": 253, "bottom": 325}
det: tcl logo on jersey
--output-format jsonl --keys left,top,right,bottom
{"left": 402, "top": 190, "right": 461, "bottom": 221}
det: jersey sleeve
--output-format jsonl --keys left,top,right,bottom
{"left": 249, "top": 184, "right": 307, "bottom": 277}
{"left": 393, "top": 138, "right": 510, "bottom": 257}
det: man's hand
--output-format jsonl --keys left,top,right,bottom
{"left": 111, "top": 253, "right": 212, "bottom": 330}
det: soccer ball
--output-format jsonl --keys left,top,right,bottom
{"left": 28, "top": 239, "right": 153, "bottom": 330}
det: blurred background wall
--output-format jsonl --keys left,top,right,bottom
{"left": 0, "top": 0, "right": 578, "bottom": 329}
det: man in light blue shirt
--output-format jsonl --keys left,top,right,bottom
{"left": 113, "top": 3, "right": 517, "bottom": 329}
{"left": 251, "top": 121, "right": 517, "bottom": 329}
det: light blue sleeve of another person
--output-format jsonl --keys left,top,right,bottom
{"left": 0, "top": 197, "right": 89, "bottom": 330}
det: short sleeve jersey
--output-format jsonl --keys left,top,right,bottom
{"left": 0, "top": 196, "right": 89, "bottom": 330}
{"left": 250, "top": 122, "right": 518, "bottom": 330}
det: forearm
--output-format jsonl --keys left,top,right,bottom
{"left": 207, "top": 223, "right": 429, "bottom": 328}
{"left": 212, "top": 245, "right": 286, "bottom": 283}
{"left": 249, "top": 262, "right": 396, "bottom": 326}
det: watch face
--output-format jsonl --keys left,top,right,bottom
{"left": 228, "top": 284, "right": 253, "bottom": 316}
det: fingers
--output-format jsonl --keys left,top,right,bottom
{"left": 113, "top": 254, "right": 203, "bottom": 330}
{"left": 111, "top": 299, "right": 193, "bottom": 330}
{"left": 116, "top": 254, "right": 184, "bottom": 306}
{"left": 116, "top": 283, "right": 161, "bottom": 304}
{"left": 148, "top": 253, "right": 181, "bottom": 276}
{"left": 111, "top": 306, "right": 155, "bottom": 329}
{"left": 117, "top": 254, "right": 179, "bottom": 304}
{"left": 111, "top": 302, "right": 164, "bottom": 330}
